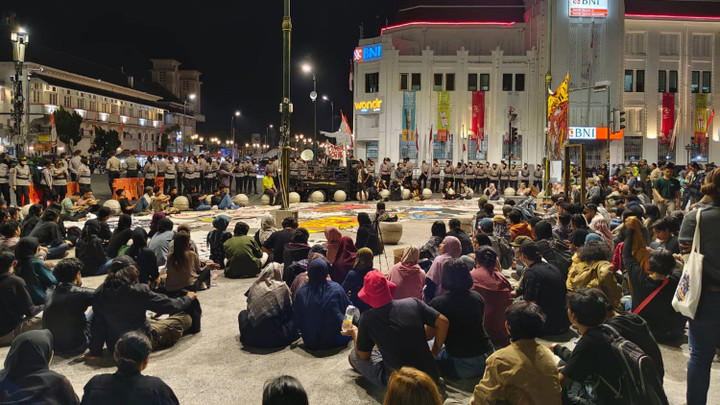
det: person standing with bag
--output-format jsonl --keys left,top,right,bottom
{"left": 678, "top": 167, "right": 720, "bottom": 405}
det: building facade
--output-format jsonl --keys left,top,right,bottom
{"left": 353, "top": 0, "right": 720, "bottom": 166}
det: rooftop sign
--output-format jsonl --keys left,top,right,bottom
{"left": 353, "top": 44, "right": 382, "bottom": 62}
{"left": 569, "top": 0, "right": 608, "bottom": 18}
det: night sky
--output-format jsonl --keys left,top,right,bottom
{"left": 2, "top": 1, "right": 400, "bottom": 143}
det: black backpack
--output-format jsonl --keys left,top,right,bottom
{"left": 600, "top": 324, "right": 669, "bottom": 405}
{"left": 490, "top": 235, "right": 514, "bottom": 269}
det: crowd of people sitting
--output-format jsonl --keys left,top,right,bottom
{"left": 1, "top": 157, "right": 720, "bottom": 405}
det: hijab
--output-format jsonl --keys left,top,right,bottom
{"left": 116, "top": 214, "right": 132, "bottom": 232}
{"left": 590, "top": 216, "right": 614, "bottom": 251}
{"left": 324, "top": 226, "right": 342, "bottom": 264}
{"left": 14, "top": 237, "right": 40, "bottom": 283}
{"left": 149, "top": 212, "right": 166, "bottom": 233}
{"left": 427, "top": 236, "right": 461, "bottom": 296}
{"left": 388, "top": 246, "right": 425, "bottom": 300}
{"left": 354, "top": 247, "right": 374, "bottom": 271}
{"left": 258, "top": 215, "right": 277, "bottom": 245}
{"left": 126, "top": 227, "right": 149, "bottom": 258}
{"left": 401, "top": 246, "right": 419, "bottom": 265}
{"left": 330, "top": 236, "right": 356, "bottom": 283}
{"left": 625, "top": 216, "right": 650, "bottom": 273}
{"left": 246, "top": 263, "right": 292, "bottom": 326}
{"left": 308, "top": 258, "right": 331, "bottom": 290}
{"left": 80, "top": 219, "right": 101, "bottom": 241}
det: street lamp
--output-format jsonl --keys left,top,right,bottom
{"left": 302, "top": 63, "right": 318, "bottom": 149}
{"left": 10, "top": 27, "right": 29, "bottom": 155}
{"left": 322, "top": 95, "right": 334, "bottom": 132}
{"left": 231, "top": 110, "right": 241, "bottom": 158}
{"left": 266, "top": 124, "right": 273, "bottom": 148}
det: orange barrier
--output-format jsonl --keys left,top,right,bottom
{"left": 27, "top": 182, "right": 80, "bottom": 204}
{"left": 113, "top": 178, "right": 141, "bottom": 200}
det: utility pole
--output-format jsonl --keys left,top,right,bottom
{"left": 279, "top": 0, "right": 293, "bottom": 209}
{"left": 543, "top": 0, "right": 553, "bottom": 196}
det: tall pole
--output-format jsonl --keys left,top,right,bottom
{"left": 543, "top": 0, "right": 553, "bottom": 196}
{"left": 312, "top": 74, "right": 317, "bottom": 149}
{"left": 606, "top": 86, "right": 611, "bottom": 166}
{"left": 279, "top": 0, "right": 292, "bottom": 209}
{"left": 330, "top": 101, "right": 334, "bottom": 132}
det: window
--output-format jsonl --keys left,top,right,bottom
{"left": 692, "top": 71, "right": 700, "bottom": 93}
{"left": 111, "top": 104, "right": 118, "bottom": 114}
{"left": 399, "top": 73, "right": 408, "bottom": 91}
{"left": 365, "top": 73, "right": 379, "bottom": 93}
{"left": 515, "top": 74, "right": 525, "bottom": 91}
{"left": 120, "top": 107, "right": 126, "bottom": 116}
{"left": 635, "top": 70, "right": 645, "bottom": 92}
{"left": 89, "top": 101, "right": 97, "bottom": 111}
{"left": 433, "top": 134, "right": 454, "bottom": 160}
{"left": 468, "top": 73, "right": 478, "bottom": 91}
{"left": 503, "top": 134, "right": 522, "bottom": 161}
{"left": 433, "top": 74, "right": 443, "bottom": 91}
{"left": 480, "top": 74, "right": 490, "bottom": 91}
{"left": 624, "top": 136, "right": 643, "bottom": 162}
{"left": 411, "top": 73, "right": 421, "bottom": 91}
{"left": 158, "top": 72, "right": 166, "bottom": 82}
{"left": 366, "top": 141, "right": 378, "bottom": 160}
{"left": 182, "top": 80, "right": 189, "bottom": 90}
{"left": 399, "top": 135, "right": 418, "bottom": 159}
{"left": 49, "top": 93, "right": 57, "bottom": 105}
{"left": 624, "top": 70, "right": 633, "bottom": 92}
{"left": 502, "top": 74, "right": 513, "bottom": 91}
{"left": 702, "top": 71, "right": 712, "bottom": 93}
{"left": 445, "top": 74, "right": 455, "bottom": 91}
{"left": 669, "top": 70, "right": 678, "bottom": 93}
{"left": 658, "top": 70, "right": 666, "bottom": 93}
{"left": 63, "top": 95, "right": 72, "bottom": 107}
{"left": 77, "top": 99, "right": 85, "bottom": 109}
{"left": 31, "top": 91, "right": 40, "bottom": 104}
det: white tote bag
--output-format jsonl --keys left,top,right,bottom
{"left": 672, "top": 210, "right": 704, "bottom": 319}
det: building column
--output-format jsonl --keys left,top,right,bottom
{"left": 455, "top": 47, "right": 469, "bottom": 163}
{"left": 488, "top": 47, "right": 504, "bottom": 163}
{"left": 644, "top": 31, "right": 660, "bottom": 162}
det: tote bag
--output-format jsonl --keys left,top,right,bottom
{"left": 672, "top": 210, "right": 703, "bottom": 319}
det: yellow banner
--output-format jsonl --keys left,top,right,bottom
{"left": 548, "top": 73, "right": 569, "bottom": 119}
{"left": 437, "top": 91, "right": 450, "bottom": 141}
{"left": 695, "top": 93, "right": 708, "bottom": 136}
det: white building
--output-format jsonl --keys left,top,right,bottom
{"left": 353, "top": 0, "right": 720, "bottom": 166}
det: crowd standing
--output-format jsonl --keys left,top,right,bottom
{"left": 0, "top": 152, "right": 719, "bottom": 405}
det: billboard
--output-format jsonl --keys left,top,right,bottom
{"left": 353, "top": 44, "right": 382, "bottom": 62}
{"left": 569, "top": 0, "right": 608, "bottom": 18}
{"left": 568, "top": 126, "right": 623, "bottom": 140}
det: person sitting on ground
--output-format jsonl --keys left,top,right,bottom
{"left": 116, "top": 189, "right": 137, "bottom": 215}
{"left": 533, "top": 220, "right": 572, "bottom": 278}
{"left": 387, "top": 246, "right": 425, "bottom": 300}
{"left": 215, "top": 186, "right": 239, "bottom": 210}
{"left": 513, "top": 241, "right": 570, "bottom": 336}
{"left": 133, "top": 187, "right": 154, "bottom": 214}
{"left": 447, "top": 218, "right": 474, "bottom": 256}
{"left": 238, "top": 263, "right": 299, "bottom": 349}
{"left": 188, "top": 186, "right": 211, "bottom": 211}
{"left": 148, "top": 218, "right": 174, "bottom": 266}
{"left": 76, "top": 219, "right": 112, "bottom": 276}
{"left": 566, "top": 239, "right": 622, "bottom": 309}
{"left": 553, "top": 212, "right": 572, "bottom": 242}
{"left": 471, "top": 301, "right": 562, "bottom": 405}
{"left": 650, "top": 216, "right": 680, "bottom": 254}
{"left": 293, "top": 258, "right": 352, "bottom": 350}
{"left": 256, "top": 214, "right": 278, "bottom": 248}
{"left": 355, "top": 212, "right": 380, "bottom": 255}
{"left": 81, "top": 331, "right": 180, "bottom": 405}
{"left": 429, "top": 258, "right": 494, "bottom": 379}
{"left": 262, "top": 375, "right": 308, "bottom": 405}
{"left": 263, "top": 172, "right": 278, "bottom": 205}
{"left": 147, "top": 212, "right": 166, "bottom": 239}
{"left": 86, "top": 260, "right": 197, "bottom": 359}
{"left": 477, "top": 218, "right": 514, "bottom": 270}
{"left": 425, "top": 236, "right": 462, "bottom": 301}
{"left": 374, "top": 202, "right": 398, "bottom": 223}
{"left": 28, "top": 208, "right": 70, "bottom": 260}
{"left": 0, "top": 330, "right": 80, "bottom": 404}
{"left": 42, "top": 258, "right": 94, "bottom": 355}
{"left": 283, "top": 228, "right": 312, "bottom": 269}
{"left": 125, "top": 228, "right": 159, "bottom": 286}
{"left": 20, "top": 204, "right": 43, "bottom": 237}
{"left": 323, "top": 225, "right": 342, "bottom": 265}
{"left": 470, "top": 247, "right": 513, "bottom": 349}
{"left": 507, "top": 209, "right": 534, "bottom": 242}
{"left": 165, "top": 232, "right": 212, "bottom": 292}
{"left": 570, "top": 213, "right": 589, "bottom": 232}
{"left": 0, "top": 220, "right": 21, "bottom": 254}
{"left": 330, "top": 236, "right": 357, "bottom": 283}
{"left": 383, "top": 367, "right": 443, "bottom": 405}
{"left": 473, "top": 201, "right": 493, "bottom": 234}
{"left": 288, "top": 246, "right": 327, "bottom": 298}
{"left": 107, "top": 214, "right": 133, "bottom": 258}
{"left": 624, "top": 218, "right": 684, "bottom": 343}
{"left": 225, "top": 222, "right": 265, "bottom": 279}
{"left": 0, "top": 252, "right": 43, "bottom": 346}
{"left": 419, "top": 221, "right": 446, "bottom": 263}
{"left": 567, "top": 228, "right": 588, "bottom": 253}
{"left": 14, "top": 237, "right": 56, "bottom": 306}
{"left": 207, "top": 215, "right": 232, "bottom": 267}
{"left": 91, "top": 206, "right": 113, "bottom": 242}
{"left": 150, "top": 186, "right": 171, "bottom": 213}
{"left": 343, "top": 270, "right": 449, "bottom": 387}
{"left": 60, "top": 192, "right": 88, "bottom": 221}
{"left": 342, "top": 248, "right": 375, "bottom": 313}
{"left": 589, "top": 216, "right": 615, "bottom": 253}
{"left": 263, "top": 216, "right": 298, "bottom": 264}
{"left": 442, "top": 180, "right": 456, "bottom": 200}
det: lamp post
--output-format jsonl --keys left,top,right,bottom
{"left": 279, "top": 0, "right": 293, "bottom": 209}
{"left": 266, "top": 124, "right": 273, "bottom": 147}
{"left": 10, "top": 27, "right": 28, "bottom": 156}
{"left": 302, "top": 63, "right": 317, "bottom": 150}
{"left": 231, "top": 110, "right": 241, "bottom": 158}
{"left": 322, "top": 95, "right": 334, "bottom": 132}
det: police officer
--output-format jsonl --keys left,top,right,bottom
{"left": 233, "top": 160, "right": 245, "bottom": 194}
{"left": 175, "top": 157, "right": 185, "bottom": 195}
{"left": 487, "top": 163, "right": 499, "bottom": 190}
{"left": 454, "top": 162, "right": 464, "bottom": 190}
{"left": 533, "top": 164, "right": 544, "bottom": 190}
{"left": 430, "top": 160, "right": 441, "bottom": 193}
{"left": 380, "top": 158, "right": 393, "bottom": 186}
{"left": 164, "top": 157, "right": 176, "bottom": 195}
{"left": 205, "top": 158, "right": 217, "bottom": 192}
{"left": 69, "top": 150, "right": 82, "bottom": 182}
{"left": 78, "top": 157, "right": 93, "bottom": 195}
{"left": 499, "top": 162, "right": 510, "bottom": 191}
{"left": 365, "top": 158, "right": 375, "bottom": 179}
{"left": 419, "top": 160, "right": 429, "bottom": 190}
{"left": 198, "top": 155, "right": 209, "bottom": 194}
{"left": 143, "top": 157, "right": 157, "bottom": 189}
{"left": 185, "top": 157, "right": 199, "bottom": 193}
{"left": 125, "top": 151, "right": 139, "bottom": 178}
{"left": 520, "top": 163, "right": 531, "bottom": 190}
{"left": 12, "top": 157, "right": 31, "bottom": 206}
{"left": 474, "top": 162, "right": 486, "bottom": 192}
{"left": 52, "top": 160, "right": 69, "bottom": 202}
{"left": 106, "top": 151, "right": 121, "bottom": 192}
{"left": 0, "top": 154, "right": 10, "bottom": 205}
{"left": 509, "top": 163, "right": 519, "bottom": 190}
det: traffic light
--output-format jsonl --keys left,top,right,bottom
{"left": 511, "top": 127, "right": 519, "bottom": 143}
{"left": 612, "top": 109, "right": 626, "bottom": 133}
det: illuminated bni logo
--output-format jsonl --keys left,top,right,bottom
{"left": 568, "top": 127, "right": 597, "bottom": 140}
{"left": 354, "top": 98, "right": 383, "bottom": 114}
{"left": 569, "top": 0, "right": 608, "bottom": 18}
{"left": 353, "top": 44, "right": 382, "bottom": 62}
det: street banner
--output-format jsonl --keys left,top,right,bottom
{"left": 694, "top": 94, "right": 708, "bottom": 145}
{"left": 401, "top": 91, "right": 416, "bottom": 141}
{"left": 661, "top": 93, "right": 675, "bottom": 144}
{"left": 437, "top": 91, "right": 450, "bottom": 142}
{"left": 705, "top": 109, "right": 715, "bottom": 154}
{"left": 547, "top": 73, "right": 570, "bottom": 160}
{"left": 471, "top": 91, "right": 485, "bottom": 142}
{"left": 49, "top": 113, "right": 57, "bottom": 142}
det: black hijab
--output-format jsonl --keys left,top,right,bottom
{"left": 0, "top": 329, "right": 79, "bottom": 404}
{"left": 14, "top": 237, "right": 40, "bottom": 283}
{"left": 126, "top": 227, "right": 148, "bottom": 258}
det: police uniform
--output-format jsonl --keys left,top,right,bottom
{"left": 143, "top": 160, "right": 157, "bottom": 189}
{"left": 106, "top": 155, "right": 121, "bottom": 192}
{"left": 0, "top": 160, "right": 10, "bottom": 205}
{"left": 125, "top": 155, "right": 139, "bottom": 178}
{"left": 420, "top": 162, "right": 430, "bottom": 189}
{"left": 487, "top": 165, "right": 500, "bottom": 188}
{"left": 520, "top": 165, "right": 531, "bottom": 188}
{"left": 205, "top": 159, "right": 217, "bottom": 191}
{"left": 12, "top": 163, "right": 31, "bottom": 206}
{"left": 430, "top": 163, "right": 441, "bottom": 193}
{"left": 533, "top": 165, "right": 544, "bottom": 189}
{"left": 69, "top": 155, "right": 82, "bottom": 182}
{"left": 380, "top": 160, "right": 393, "bottom": 185}
{"left": 454, "top": 164, "right": 464, "bottom": 190}
{"left": 164, "top": 160, "right": 176, "bottom": 194}
{"left": 176, "top": 160, "right": 185, "bottom": 195}
{"left": 500, "top": 165, "right": 510, "bottom": 190}
{"left": 475, "top": 163, "right": 487, "bottom": 192}
{"left": 443, "top": 163, "right": 454, "bottom": 189}
{"left": 52, "top": 166, "right": 68, "bottom": 202}
{"left": 509, "top": 165, "right": 519, "bottom": 189}
{"left": 234, "top": 162, "right": 245, "bottom": 194}
{"left": 78, "top": 163, "right": 92, "bottom": 194}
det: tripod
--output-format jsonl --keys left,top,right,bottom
{"left": 372, "top": 217, "right": 390, "bottom": 272}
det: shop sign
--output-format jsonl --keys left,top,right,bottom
{"left": 353, "top": 44, "right": 382, "bottom": 62}
{"left": 569, "top": 0, "right": 608, "bottom": 18}
{"left": 354, "top": 98, "right": 383, "bottom": 114}
{"left": 569, "top": 126, "right": 623, "bottom": 140}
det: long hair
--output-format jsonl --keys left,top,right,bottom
{"left": 167, "top": 232, "right": 190, "bottom": 269}
{"left": 383, "top": 367, "right": 442, "bottom": 405}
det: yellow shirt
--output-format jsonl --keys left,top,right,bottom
{"left": 262, "top": 176, "right": 275, "bottom": 192}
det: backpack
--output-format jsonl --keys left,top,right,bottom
{"left": 546, "top": 238, "right": 572, "bottom": 275}
{"left": 599, "top": 324, "right": 669, "bottom": 405}
{"left": 490, "top": 235, "right": 514, "bottom": 269}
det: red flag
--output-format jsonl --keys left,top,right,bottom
{"left": 429, "top": 125, "right": 433, "bottom": 145}
{"left": 704, "top": 109, "right": 715, "bottom": 154}
{"left": 415, "top": 128, "right": 419, "bottom": 150}
{"left": 119, "top": 122, "right": 124, "bottom": 136}
{"left": 471, "top": 91, "right": 484, "bottom": 142}
{"left": 462, "top": 143, "right": 466, "bottom": 152}
{"left": 661, "top": 93, "right": 674, "bottom": 144}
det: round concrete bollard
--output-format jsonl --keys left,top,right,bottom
{"left": 289, "top": 192, "right": 301, "bottom": 204}
{"left": 379, "top": 189, "right": 390, "bottom": 200}
{"left": 232, "top": 194, "right": 249, "bottom": 207}
{"left": 310, "top": 190, "right": 325, "bottom": 203}
{"left": 103, "top": 199, "right": 121, "bottom": 215}
{"left": 354, "top": 190, "right": 366, "bottom": 202}
{"left": 504, "top": 187, "right": 516, "bottom": 197}
{"left": 401, "top": 188, "right": 411, "bottom": 200}
{"left": 21, "top": 204, "right": 32, "bottom": 218}
{"left": 260, "top": 194, "right": 271, "bottom": 205}
{"left": 334, "top": 190, "right": 347, "bottom": 202}
{"left": 422, "top": 188, "right": 433, "bottom": 199}
{"left": 173, "top": 196, "right": 190, "bottom": 211}
{"left": 379, "top": 222, "right": 403, "bottom": 245}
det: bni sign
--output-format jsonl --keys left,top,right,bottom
{"left": 353, "top": 44, "right": 382, "bottom": 62}
{"left": 568, "top": 127, "right": 597, "bottom": 140}
{"left": 569, "top": 0, "right": 608, "bottom": 18}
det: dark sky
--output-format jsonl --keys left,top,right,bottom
{"left": 2, "top": 1, "right": 400, "bottom": 143}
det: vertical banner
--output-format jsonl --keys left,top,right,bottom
{"left": 661, "top": 92, "right": 675, "bottom": 144}
{"left": 401, "top": 91, "right": 416, "bottom": 141}
{"left": 437, "top": 91, "right": 450, "bottom": 142}
{"left": 471, "top": 91, "right": 485, "bottom": 142}
{"left": 547, "top": 73, "right": 570, "bottom": 160}
{"left": 694, "top": 94, "right": 709, "bottom": 147}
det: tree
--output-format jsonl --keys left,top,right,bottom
{"left": 88, "top": 127, "right": 121, "bottom": 157}
{"left": 54, "top": 107, "right": 83, "bottom": 152}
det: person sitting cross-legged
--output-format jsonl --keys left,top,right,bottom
{"left": 14, "top": 237, "right": 57, "bottom": 306}
{"left": 0, "top": 251, "right": 43, "bottom": 346}
{"left": 207, "top": 215, "right": 232, "bottom": 268}
{"left": 224, "top": 222, "right": 266, "bottom": 279}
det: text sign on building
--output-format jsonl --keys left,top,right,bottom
{"left": 569, "top": 0, "right": 608, "bottom": 18}
{"left": 569, "top": 126, "right": 623, "bottom": 140}
{"left": 354, "top": 98, "right": 383, "bottom": 114}
{"left": 353, "top": 44, "right": 382, "bottom": 62}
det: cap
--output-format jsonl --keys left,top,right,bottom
{"left": 358, "top": 270, "right": 397, "bottom": 308}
